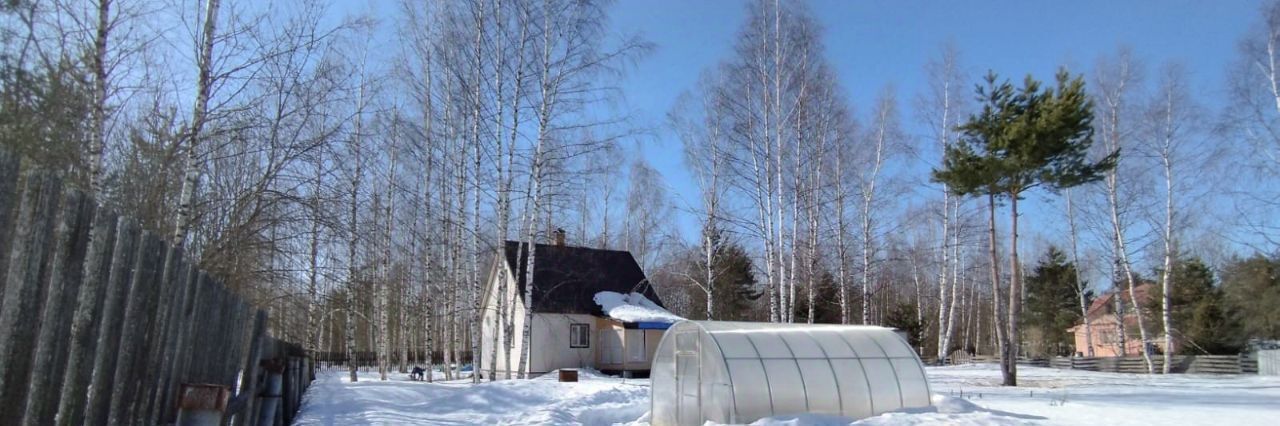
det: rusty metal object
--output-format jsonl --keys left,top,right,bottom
{"left": 175, "top": 383, "right": 230, "bottom": 426}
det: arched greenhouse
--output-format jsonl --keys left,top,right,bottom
{"left": 650, "top": 321, "right": 932, "bottom": 425}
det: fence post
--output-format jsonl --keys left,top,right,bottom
{"left": 54, "top": 210, "right": 118, "bottom": 426}
{"left": 175, "top": 383, "right": 231, "bottom": 426}
{"left": 0, "top": 170, "right": 63, "bottom": 420}
{"left": 22, "top": 190, "right": 93, "bottom": 426}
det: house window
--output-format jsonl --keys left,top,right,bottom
{"left": 570, "top": 324, "right": 590, "bottom": 348}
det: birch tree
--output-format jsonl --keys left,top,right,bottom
{"left": 344, "top": 47, "right": 371, "bottom": 383}
{"left": 173, "top": 0, "right": 221, "bottom": 246}
{"left": 704, "top": 0, "right": 844, "bottom": 323}
{"left": 512, "top": 0, "right": 647, "bottom": 378}
{"left": 1093, "top": 50, "right": 1154, "bottom": 372}
{"left": 917, "top": 43, "right": 969, "bottom": 361}
{"left": 673, "top": 80, "right": 728, "bottom": 319}
{"left": 1139, "top": 63, "right": 1207, "bottom": 373}
{"left": 1064, "top": 188, "right": 1093, "bottom": 356}
{"left": 859, "top": 88, "right": 903, "bottom": 325}
{"left": 1228, "top": 0, "right": 1280, "bottom": 243}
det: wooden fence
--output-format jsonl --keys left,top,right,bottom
{"left": 1048, "top": 354, "right": 1259, "bottom": 374}
{"left": 0, "top": 146, "right": 311, "bottom": 425}
{"left": 929, "top": 352, "right": 1048, "bottom": 367}
{"left": 939, "top": 349, "right": 1258, "bottom": 374}
{"left": 313, "top": 350, "right": 473, "bottom": 367}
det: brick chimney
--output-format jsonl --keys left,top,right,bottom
{"left": 553, "top": 228, "right": 566, "bottom": 247}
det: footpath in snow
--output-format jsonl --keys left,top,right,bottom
{"left": 294, "top": 364, "right": 1280, "bottom": 425}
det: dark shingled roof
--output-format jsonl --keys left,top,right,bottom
{"left": 502, "top": 241, "right": 663, "bottom": 316}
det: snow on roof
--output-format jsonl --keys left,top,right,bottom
{"left": 593, "top": 291, "right": 684, "bottom": 324}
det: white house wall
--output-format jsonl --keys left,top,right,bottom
{"left": 478, "top": 259, "right": 598, "bottom": 377}
{"left": 480, "top": 260, "right": 526, "bottom": 379}
{"left": 530, "top": 313, "right": 597, "bottom": 374}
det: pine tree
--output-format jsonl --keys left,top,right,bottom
{"left": 933, "top": 69, "right": 1117, "bottom": 386}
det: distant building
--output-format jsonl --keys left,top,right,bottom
{"left": 478, "top": 230, "right": 678, "bottom": 379}
{"left": 1068, "top": 283, "right": 1177, "bottom": 357}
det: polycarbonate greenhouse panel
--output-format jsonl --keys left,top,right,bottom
{"left": 650, "top": 321, "right": 932, "bottom": 426}
{"left": 795, "top": 359, "right": 841, "bottom": 414}
{"left": 829, "top": 358, "right": 874, "bottom": 418}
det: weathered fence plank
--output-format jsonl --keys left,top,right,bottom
{"left": 195, "top": 274, "right": 218, "bottom": 383}
{"left": 0, "top": 169, "right": 63, "bottom": 419}
{"left": 172, "top": 268, "right": 207, "bottom": 405}
{"left": 108, "top": 231, "right": 165, "bottom": 424}
{"left": 231, "top": 310, "right": 267, "bottom": 426}
{"left": 138, "top": 247, "right": 185, "bottom": 424}
{"left": 22, "top": 190, "right": 93, "bottom": 426}
{"left": 153, "top": 258, "right": 198, "bottom": 424}
{"left": 55, "top": 209, "right": 118, "bottom": 426}
{"left": 0, "top": 146, "right": 20, "bottom": 299}
{"left": 84, "top": 218, "right": 142, "bottom": 425}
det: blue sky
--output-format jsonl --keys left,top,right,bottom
{"left": 329, "top": 0, "right": 1269, "bottom": 272}
{"left": 605, "top": 0, "right": 1265, "bottom": 253}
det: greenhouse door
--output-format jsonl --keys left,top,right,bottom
{"left": 677, "top": 353, "right": 700, "bottom": 425}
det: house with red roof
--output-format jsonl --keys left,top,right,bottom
{"left": 1068, "top": 283, "right": 1177, "bottom": 357}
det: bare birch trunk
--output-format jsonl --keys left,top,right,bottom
{"left": 87, "top": 0, "right": 111, "bottom": 199}
{"left": 470, "top": 3, "right": 485, "bottom": 383}
{"left": 836, "top": 149, "right": 850, "bottom": 324}
{"left": 860, "top": 119, "right": 886, "bottom": 325}
{"left": 1065, "top": 189, "right": 1093, "bottom": 356}
{"left": 174, "top": 0, "right": 221, "bottom": 245}
{"left": 345, "top": 292, "right": 357, "bottom": 382}
{"left": 346, "top": 63, "right": 366, "bottom": 384}
{"left": 307, "top": 162, "right": 322, "bottom": 356}
{"left": 704, "top": 227, "right": 715, "bottom": 320}
{"left": 1110, "top": 172, "right": 1153, "bottom": 372}
{"left": 1159, "top": 104, "right": 1176, "bottom": 374}
{"left": 937, "top": 190, "right": 951, "bottom": 363}
{"left": 379, "top": 150, "right": 397, "bottom": 381}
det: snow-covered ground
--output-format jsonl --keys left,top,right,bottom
{"left": 294, "top": 364, "right": 1280, "bottom": 425}
{"left": 293, "top": 368, "right": 648, "bottom": 425}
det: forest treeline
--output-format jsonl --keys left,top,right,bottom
{"left": 2, "top": 0, "right": 1279, "bottom": 386}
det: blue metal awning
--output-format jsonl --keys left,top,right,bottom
{"left": 625, "top": 321, "right": 673, "bottom": 330}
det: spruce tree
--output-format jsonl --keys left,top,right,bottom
{"left": 1025, "top": 247, "right": 1086, "bottom": 357}
{"left": 686, "top": 227, "right": 762, "bottom": 321}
